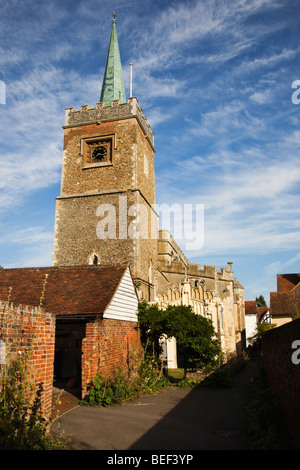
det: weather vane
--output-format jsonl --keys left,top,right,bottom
{"left": 112, "top": 11, "right": 118, "bottom": 23}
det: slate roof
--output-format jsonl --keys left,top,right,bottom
{"left": 0, "top": 265, "right": 130, "bottom": 318}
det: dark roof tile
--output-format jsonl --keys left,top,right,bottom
{"left": 0, "top": 265, "right": 130, "bottom": 317}
{"left": 270, "top": 290, "right": 300, "bottom": 317}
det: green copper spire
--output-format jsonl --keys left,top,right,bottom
{"left": 100, "top": 14, "right": 126, "bottom": 106}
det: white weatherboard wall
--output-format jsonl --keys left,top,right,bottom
{"left": 103, "top": 267, "right": 138, "bottom": 322}
{"left": 245, "top": 314, "right": 257, "bottom": 347}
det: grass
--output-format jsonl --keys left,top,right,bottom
{"left": 166, "top": 368, "right": 185, "bottom": 383}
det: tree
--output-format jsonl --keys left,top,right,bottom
{"left": 256, "top": 295, "right": 267, "bottom": 307}
{"left": 138, "top": 301, "right": 221, "bottom": 370}
{"left": 247, "top": 322, "right": 275, "bottom": 358}
{"left": 137, "top": 301, "right": 168, "bottom": 357}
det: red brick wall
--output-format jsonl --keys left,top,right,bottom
{"left": 262, "top": 318, "right": 300, "bottom": 447}
{"left": 81, "top": 318, "right": 142, "bottom": 396}
{"left": 0, "top": 301, "right": 142, "bottom": 412}
{"left": 0, "top": 301, "right": 55, "bottom": 417}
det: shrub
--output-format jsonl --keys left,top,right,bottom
{"left": 0, "top": 276, "right": 64, "bottom": 450}
{"left": 81, "top": 355, "right": 170, "bottom": 407}
{"left": 0, "top": 353, "right": 63, "bottom": 450}
{"left": 138, "top": 302, "right": 221, "bottom": 371}
{"left": 82, "top": 369, "right": 129, "bottom": 407}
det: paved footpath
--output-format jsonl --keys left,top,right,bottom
{"left": 51, "top": 361, "right": 258, "bottom": 451}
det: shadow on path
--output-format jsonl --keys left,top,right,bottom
{"left": 51, "top": 361, "right": 258, "bottom": 450}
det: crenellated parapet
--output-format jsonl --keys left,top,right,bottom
{"left": 188, "top": 262, "right": 234, "bottom": 282}
{"left": 63, "top": 97, "right": 155, "bottom": 151}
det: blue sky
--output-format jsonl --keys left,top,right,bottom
{"left": 1, "top": 0, "right": 300, "bottom": 304}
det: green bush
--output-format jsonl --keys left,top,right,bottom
{"left": 138, "top": 356, "right": 170, "bottom": 393}
{"left": 177, "top": 378, "right": 198, "bottom": 388}
{"left": 0, "top": 276, "right": 64, "bottom": 450}
{"left": 81, "top": 355, "right": 170, "bottom": 407}
{"left": 82, "top": 369, "right": 129, "bottom": 407}
{"left": 138, "top": 302, "right": 221, "bottom": 370}
{"left": 0, "top": 356, "right": 64, "bottom": 450}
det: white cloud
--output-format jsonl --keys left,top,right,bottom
{"left": 0, "top": 226, "right": 53, "bottom": 246}
{"left": 156, "top": 123, "right": 300, "bottom": 260}
{"left": 264, "top": 253, "right": 300, "bottom": 279}
{"left": 146, "top": 108, "right": 173, "bottom": 128}
{"left": 0, "top": 0, "right": 299, "bottom": 300}
{"left": 240, "top": 47, "right": 300, "bottom": 73}
{"left": 250, "top": 91, "right": 271, "bottom": 104}
{"left": 127, "top": 0, "right": 283, "bottom": 82}
{"left": 0, "top": 62, "right": 103, "bottom": 213}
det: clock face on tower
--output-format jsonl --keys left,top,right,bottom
{"left": 92, "top": 146, "right": 107, "bottom": 162}
{"left": 82, "top": 135, "right": 114, "bottom": 167}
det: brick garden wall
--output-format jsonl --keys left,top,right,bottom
{"left": 262, "top": 318, "right": 300, "bottom": 447}
{"left": 81, "top": 318, "right": 142, "bottom": 397}
{"left": 0, "top": 300, "right": 143, "bottom": 413}
{"left": 0, "top": 301, "right": 56, "bottom": 417}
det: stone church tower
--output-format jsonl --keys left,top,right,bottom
{"left": 52, "top": 15, "right": 246, "bottom": 361}
{"left": 52, "top": 17, "right": 158, "bottom": 301}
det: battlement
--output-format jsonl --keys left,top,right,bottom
{"left": 188, "top": 262, "right": 234, "bottom": 281}
{"left": 64, "top": 96, "right": 155, "bottom": 151}
{"left": 158, "top": 229, "right": 234, "bottom": 281}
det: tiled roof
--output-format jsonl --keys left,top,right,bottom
{"left": 277, "top": 273, "right": 300, "bottom": 292}
{"left": 292, "top": 281, "right": 300, "bottom": 291}
{"left": 0, "top": 265, "right": 130, "bottom": 317}
{"left": 245, "top": 301, "right": 269, "bottom": 321}
{"left": 245, "top": 301, "right": 257, "bottom": 315}
{"left": 257, "top": 306, "right": 269, "bottom": 322}
{"left": 270, "top": 290, "right": 300, "bottom": 317}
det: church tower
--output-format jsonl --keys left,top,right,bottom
{"left": 52, "top": 16, "right": 158, "bottom": 300}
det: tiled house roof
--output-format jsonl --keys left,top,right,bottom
{"left": 277, "top": 273, "right": 300, "bottom": 292}
{"left": 270, "top": 273, "right": 300, "bottom": 318}
{"left": 292, "top": 281, "right": 300, "bottom": 291}
{"left": 270, "top": 290, "right": 300, "bottom": 318}
{"left": 245, "top": 300, "right": 269, "bottom": 321}
{"left": 257, "top": 306, "right": 269, "bottom": 322}
{"left": 0, "top": 265, "right": 132, "bottom": 318}
{"left": 245, "top": 301, "right": 257, "bottom": 315}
